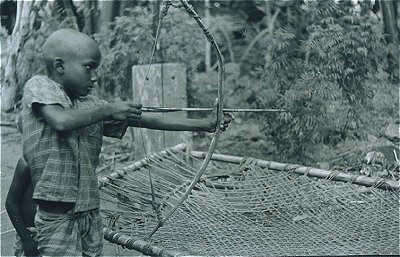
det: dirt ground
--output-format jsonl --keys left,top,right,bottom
{"left": 0, "top": 122, "right": 141, "bottom": 256}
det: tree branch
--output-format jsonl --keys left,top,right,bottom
{"left": 240, "top": 7, "right": 281, "bottom": 63}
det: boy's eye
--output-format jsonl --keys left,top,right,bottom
{"left": 85, "top": 65, "right": 91, "bottom": 70}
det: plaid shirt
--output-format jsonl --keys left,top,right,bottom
{"left": 21, "top": 75, "right": 128, "bottom": 212}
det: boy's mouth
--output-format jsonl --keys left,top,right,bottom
{"left": 88, "top": 82, "right": 97, "bottom": 90}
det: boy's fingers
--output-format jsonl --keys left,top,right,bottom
{"left": 131, "top": 109, "right": 142, "bottom": 115}
{"left": 129, "top": 106, "right": 142, "bottom": 114}
{"left": 224, "top": 112, "right": 235, "bottom": 120}
{"left": 219, "top": 121, "right": 229, "bottom": 131}
{"left": 217, "top": 113, "right": 233, "bottom": 131}
{"left": 129, "top": 103, "right": 142, "bottom": 109}
{"left": 129, "top": 114, "right": 142, "bottom": 119}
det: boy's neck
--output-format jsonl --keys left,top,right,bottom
{"left": 47, "top": 73, "right": 63, "bottom": 86}
{"left": 47, "top": 74, "right": 77, "bottom": 100}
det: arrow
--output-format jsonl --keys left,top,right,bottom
{"left": 142, "top": 107, "right": 285, "bottom": 113}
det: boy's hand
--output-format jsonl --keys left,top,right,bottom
{"left": 109, "top": 102, "right": 142, "bottom": 121}
{"left": 24, "top": 249, "right": 41, "bottom": 257}
{"left": 209, "top": 98, "right": 234, "bottom": 132}
{"left": 22, "top": 238, "right": 40, "bottom": 257}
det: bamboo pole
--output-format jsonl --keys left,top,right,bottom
{"left": 142, "top": 107, "right": 285, "bottom": 113}
{"left": 99, "top": 143, "right": 398, "bottom": 191}
{"left": 98, "top": 143, "right": 187, "bottom": 188}
{"left": 189, "top": 151, "right": 399, "bottom": 191}
{"left": 103, "top": 228, "right": 185, "bottom": 257}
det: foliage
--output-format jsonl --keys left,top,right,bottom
{"left": 94, "top": 7, "right": 208, "bottom": 100}
{"left": 3, "top": 0, "right": 395, "bottom": 167}
{"left": 94, "top": 6, "right": 242, "bottom": 102}
{"left": 279, "top": 1, "right": 385, "bottom": 161}
{"left": 94, "top": 7, "right": 154, "bottom": 100}
{"left": 306, "top": 3, "right": 385, "bottom": 106}
{"left": 216, "top": 0, "right": 388, "bottom": 164}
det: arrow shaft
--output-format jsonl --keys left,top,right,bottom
{"left": 142, "top": 107, "right": 284, "bottom": 113}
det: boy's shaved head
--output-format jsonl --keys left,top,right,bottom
{"left": 42, "top": 29, "right": 100, "bottom": 72}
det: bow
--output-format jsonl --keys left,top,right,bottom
{"left": 146, "top": 0, "right": 224, "bottom": 239}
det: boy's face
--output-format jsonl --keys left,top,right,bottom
{"left": 61, "top": 42, "right": 101, "bottom": 98}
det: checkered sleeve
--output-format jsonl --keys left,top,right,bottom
{"left": 23, "top": 76, "right": 72, "bottom": 109}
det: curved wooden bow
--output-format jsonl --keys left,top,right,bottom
{"left": 146, "top": 0, "right": 224, "bottom": 239}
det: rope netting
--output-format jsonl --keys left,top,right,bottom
{"left": 99, "top": 144, "right": 399, "bottom": 256}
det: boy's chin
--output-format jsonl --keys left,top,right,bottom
{"left": 71, "top": 91, "right": 90, "bottom": 98}
{"left": 79, "top": 88, "right": 93, "bottom": 96}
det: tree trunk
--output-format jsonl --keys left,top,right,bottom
{"left": 240, "top": 4, "right": 280, "bottom": 64}
{"left": 97, "top": 0, "right": 121, "bottom": 31}
{"left": 2, "top": 0, "right": 34, "bottom": 112}
{"left": 82, "top": 0, "right": 98, "bottom": 34}
{"left": 380, "top": 0, "right": 399, "bottom": 82}
{"left": 54, "top": 0, "right": 79, "bottom": 30}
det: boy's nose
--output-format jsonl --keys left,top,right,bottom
{"left": 90, "top": 70, "right": 98, "bottom": 82}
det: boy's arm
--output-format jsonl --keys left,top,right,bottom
{"left": 35, "top": 102, "right": 142, "bottom": 132}
{"left": 128, "top": 113, "right": 215, "bottom": 132}
{"left": 5, "top": 158, "right": 38, "bottom": 255}
{"left": 127, "top": 102, "right": 233, "bottom": 132}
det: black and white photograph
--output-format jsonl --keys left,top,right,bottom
{"left": 1, "top": 0, "right": 399, "bottom": 256}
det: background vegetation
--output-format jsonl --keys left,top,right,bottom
{"left": 1, "top": 0, "right": 399, "bottom": 170}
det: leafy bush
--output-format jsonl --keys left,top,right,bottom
{"left": 95, "top": 6, "right": 210, "bottom": 101}
{"left": 94, "top": 7, "right": 154, "bottom": 100}
{"left": 221, "top": 1, "right": 388, "bottom": 164}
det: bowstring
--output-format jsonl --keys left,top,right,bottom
{"left": 138, "top": 0, "right": 171, "bottom": 227}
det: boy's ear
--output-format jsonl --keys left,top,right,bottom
{"left": 53, "top": 57, "right": 64, "bottom": 74}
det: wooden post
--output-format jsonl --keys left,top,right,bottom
{"left": 132, "top": 63, "right": 191, "bottom": 159}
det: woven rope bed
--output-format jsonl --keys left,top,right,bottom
{"left": 99, "top": 143, "right": 399, "bottom": 256}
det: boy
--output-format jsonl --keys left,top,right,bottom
{"left": 6, "top": 116, "right": 39, "bottom": 257}
{"left": 5, "top": 158, "right": 39, "bottom": 257}
{"left": 20, "top": 29, "right": 231, "bottom": 256}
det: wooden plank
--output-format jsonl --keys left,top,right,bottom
{"left": 132, "top": 63, "right": 190, "bottom": 159}
{"left": 162, "top": 63, "right": 191, "bottom": 148}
